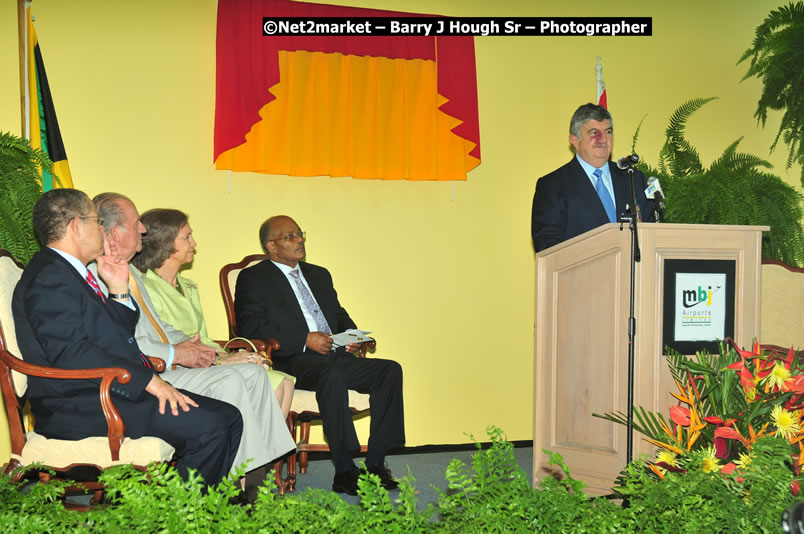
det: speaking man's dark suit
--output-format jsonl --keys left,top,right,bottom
{"left": 12, "top": 248, "right": 243, "bottom": 485}
{"left": 234, "top": 259, "right": 405, "bottom": 464}
{"left": 531, "top": 157, "right": 655, "bottom": 252}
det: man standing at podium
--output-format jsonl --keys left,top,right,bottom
{"left": 531, "top": 103, "right": 655, "bottom": 252}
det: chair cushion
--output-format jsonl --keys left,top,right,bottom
{"left": 11, "top": 431, "right": 174, "bottom": 469}
{"left": 290, "top": 388, "right": 370, "bottom": 415}
{"left": 0, "top": 256, "right": 26, "bottom": 395}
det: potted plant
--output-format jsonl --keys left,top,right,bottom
{"left": 596, "top": 340, "right": 804, "bottom": 493}
{"left": 632, "top": 98, "right": 804, "bottom": 266}
{"left": 0, "top": 131, "right": 49, "bottom": 265}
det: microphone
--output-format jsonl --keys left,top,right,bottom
{"left": 644, "top": 176, "right": 666, "bottom": 221}
{"left": 616, "top": 153, "right": 639, "bottom": 170}
{"left": 644, "top": 176, "right": 664, "bottom": 202}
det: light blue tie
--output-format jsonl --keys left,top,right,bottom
{"left": 289, "top": 269, "right": 332, "bottom": 334}
{"left": 593, "top": 168, "right": 617, "bottom": 223}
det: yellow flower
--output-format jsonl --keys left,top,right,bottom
{"left": 701, "top": 446, "right": 721, "bottom": 473}
{"left": 657, "top": 450, "right": 677, "bottom": 465}
{"left": 654, "top": 450, "right": 677, "bottom": 473}
{"left": 771, "top": 405, "right": 802, "bottom": 441}
{"left": 765, "top": 362, "right": 792, "bottom": 391}
{"left": 735, "top": 452, "right": 753, "bottom": 470}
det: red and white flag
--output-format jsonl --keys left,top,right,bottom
{"left": 596, "top": 56, "right": 607, "bottom": 109}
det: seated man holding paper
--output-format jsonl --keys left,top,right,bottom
{"left": 234, "top": 215, "right": 405, "bottom": 496}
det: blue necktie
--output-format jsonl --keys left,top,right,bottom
{"left": 593, "top": 168, "right": 617, "bottom": 223}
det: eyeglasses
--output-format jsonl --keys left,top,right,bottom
{"left": 78, "top": 215, "right": 104, "bottom": 226}
{"left": 271, "top": 231, "right": 306, "bottom": 242}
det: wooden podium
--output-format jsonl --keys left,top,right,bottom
{"left": 532, "top": 223, "right": 767, "bottom": 495}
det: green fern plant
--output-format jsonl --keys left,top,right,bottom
{"left": 0, "top": 131, "right": 48, "bottom": 264}
{"left": 632, "top": 98, "right": 804, "bottom": 266}
{"left": 738, "top": 1, "right": 804, "bottom": 186}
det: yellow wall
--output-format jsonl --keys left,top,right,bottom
{"left": 0, "top": 0, "right": 799, "bottom": 462}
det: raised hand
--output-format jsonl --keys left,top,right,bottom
{"left": 96, "top": 237, "right": 130, "bottom": 294}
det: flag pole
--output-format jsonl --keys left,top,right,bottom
{"left": 17, "top": 0, "right": 29, "bottom": 138}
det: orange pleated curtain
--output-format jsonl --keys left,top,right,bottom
{"left": 215, "top": 0, "right": 480, "bottom": 181}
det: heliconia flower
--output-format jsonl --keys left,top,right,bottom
{"left": 785, "top": 346, "right": 796, "bottom": 368}
{"left": 721, "top": 462, "right": 737, "bottom": 475}
{"left": 788, "top": 375, "right": 804, "bottom": 394}
{"left": 726, "top": 338, "right": 760, "bottom": 361}
{"left": 671, "top": 379, "right": 693, "bottom": 405}
{"left": 649, "top": 464, "right": 665, "bottom": 480}
{"left": 659, "top": 418, "right": 675, "bottom": 438}
{"left": 645, "top": 437, "right": 684, "bottom": 456}
{"left": 771, "top": 405, "right": 802, "bottom": 441}
{"left": 725, "top": 349, "right": 759, "bottom": 396}
{"left": 744, "top": 384, "right": 758, "bottom": 403}
{"left": 792, "top": 480, "right": 800, "bottom": 496}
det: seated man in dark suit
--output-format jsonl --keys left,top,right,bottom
{"left": 234, "top": 215, "right": 405, "bottom": 496}
{"left": 12, "top": 188, "right": 242, "bottom": 488}
{"left": 531, "top": 103, "right": 655, "bottom": 252}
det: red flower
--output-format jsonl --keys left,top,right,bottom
{"left": 670, "top": 406, "right": 691, "bottom": 426}
{"left": 721, "top": 463, "right": 737, "bottom": 475}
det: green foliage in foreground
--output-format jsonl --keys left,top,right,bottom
{"left": 0, "top": 427, "right": 797, "bottom": 533}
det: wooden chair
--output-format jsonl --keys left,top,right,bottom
{"left": 0, "top": 249, "right": 174, "bottom": 507}
{"left": 220, "top": 254, "right": 372, "bottom": 493}
{"left": 760, "top": 260, "right": 804, "bottom": 351}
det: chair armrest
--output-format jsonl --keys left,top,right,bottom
{"left": 146, "top": 357, "right": 166, "bottom": 372}
{"left": 357, "top": 340, "right": 376, "bottom": 358}
{"left": 0, "top": 349, "right": 136, "bottom": 462}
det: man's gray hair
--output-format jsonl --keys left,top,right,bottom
{"left": 93, "top": 192, "right": 132, "bottom": 232}
{"left": 569, "top": 103, "right": 613, "bottom": 138}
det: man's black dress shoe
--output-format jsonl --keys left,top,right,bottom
{"left": 332, "top": 466, "right": 365, "bottom": 496}
{"left": 367, "top": 464, "right": 399, "bottom": 491}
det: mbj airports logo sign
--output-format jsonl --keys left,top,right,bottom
{"left": 674, "top": 273, "right": 727, "bottom": 342}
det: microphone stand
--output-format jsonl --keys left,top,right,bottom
{"left": 618, "top": 164, "right": 640, "bottom": 465}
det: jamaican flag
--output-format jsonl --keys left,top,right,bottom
{"left": 25, "top": 8, "right": 73, "bottom": 190}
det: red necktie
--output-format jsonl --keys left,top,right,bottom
{"left": 85, "top": 270, "right": 106, "bottom": 303}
